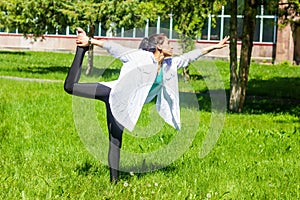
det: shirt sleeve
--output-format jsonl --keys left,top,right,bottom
{"left": 172, "top": 49, "right": 204, "bottom": 69}
{"left": 103, "top": 40, "right": 137, "bottom": 62}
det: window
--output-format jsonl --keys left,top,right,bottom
{"left": 211, "top": 18, "right": 221, "bottom": 40}
{"left": 199, "top": 5, "right": 277, "bottom": 43}
{"left": 263, "top": 18, "right": 276, "bottom": 43}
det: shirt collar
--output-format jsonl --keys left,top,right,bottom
{"left": 163, "top": 58, "right": 172, "bottom": 66}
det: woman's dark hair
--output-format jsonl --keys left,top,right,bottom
{"left": 139, "top": 33, "right": 167, "bottom": 53}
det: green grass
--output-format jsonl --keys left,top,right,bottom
{"left": 0, "top": 51, "right": 299, "bottom": 199}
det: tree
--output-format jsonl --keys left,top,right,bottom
{"left": 95, "top": 0, "right": 227, "bottom": 38}
{"left": 1, "top": 0, "right": 227, "bottom": 74}
{"left": 0, "top": 0, "right": 74, "bottom": 38}
{"left": 137, "top": 0, "right": 227, "bottom": 37}
{"left": 71, "top": 0, "right": 228, "bottom": 74}
{"left": 229, "top": 0, "right": 238, "bottom": 112}
{"left": 135, "top": 0, "right": 227, "bottom": 81}
{"left": 278, "top": 0, "right": 300, "bottom": 26}
{"left": 64, "top": 0, "right": 146, "bottom": 74}
{"left": 58, "top": 0, "right": 103, "bottom": 75}
{"left": 277, "top": 0, "right": 300, "bottom": 65}
{"left": 2, "top": 0, "right": 299, "bottom": 111}
{"left": 228, "top": 0, "right": 259, "bottom": 112}
{"left": 229, "top": 0, "right": 300, "bottom": 112}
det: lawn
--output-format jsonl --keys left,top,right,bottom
{"left": 0, "top": 50, "right": 299, "bottom": 199}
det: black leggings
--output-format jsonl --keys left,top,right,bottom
{"left": 64, "top": 46, "right": 123, "bottom": 182}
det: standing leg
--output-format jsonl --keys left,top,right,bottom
{"left": 106, "top": 103, "right": 124, "bottom": 183}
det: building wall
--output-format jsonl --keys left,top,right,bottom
{"left": 275, "top": 22, "right": 294, "bottom": 63}
{"left": 275, "top": 0, "right": 300, "bottom": 64}
{"left": 0, "top": 33, "right": 275, "bottom": 63}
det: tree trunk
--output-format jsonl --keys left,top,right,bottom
{"left": 183, "top": 67, "right": 190, "bottom": 82}
{"left": 86, "top": 25, "right": 95, "bottom": 75}
{"left": 86, "top": 46, "right": 94, "bottom": 75}
{"left": 229, "top": 0, "right": 239, "bottom": 112}
{"left": 230, "top": 0, "right": 258, "bottom": 112}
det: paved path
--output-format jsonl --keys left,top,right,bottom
{"left": 0, "top": 75, "right": 63, "bottom": 83}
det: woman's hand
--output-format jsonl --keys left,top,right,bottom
{"left": 76, "top": 27, "right": 89, "bottom": 47}
{"left": 202, "top": 36, "right": 230, "bottom": 54}
{"left": 214, "top": 35, "right": 230, "bottom": 49}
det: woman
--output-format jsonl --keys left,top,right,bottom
{"left": 64, "top": 27, "right": 229, "bottom": 182}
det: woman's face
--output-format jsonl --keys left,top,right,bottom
{"left": 160, "top": 37, "right": 173, "bottom": 57}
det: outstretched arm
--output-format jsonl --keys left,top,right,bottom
{"left": 76, "top": 27, "right": 134, "bottom": 60}
{"left": 201, "top": 36, "right": 230, "bottom": 55}
{"left": 174, "top": 36, "right": 230, "bottom": 69}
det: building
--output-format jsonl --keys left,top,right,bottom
{"left": 0, "top": 3, "right": 298, "bottom": 64}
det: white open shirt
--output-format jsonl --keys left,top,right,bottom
{"left": 101, "top": 41, "right": 203, "bottom": 132}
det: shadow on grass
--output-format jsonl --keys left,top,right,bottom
{"left": 74, "top": 160, "right": 109, "bottom": 177}
{"left": 192, "top": 90, "right": 300, "bottom": 116}
{"left": 9, "top": 62, "right": 300, "bottom": 116}
{"left": 247, "top": 77, "right": 300, "bottom": 99}
{"left": 242, "top": 77, "right": 300, "bottom": 115}
{"left": 0, "top": 51, "right": 27, "bottom": 55}
{"left": 196, "top": 94, "right": 300, "bottom": 116}
{"left": 243, "top": 97, "right": 300, "bottom": 116}
{"left": 9, "top": 65, "right": 121, "bottom": 77}
{"left": 119, "top": 163, "right": 178, "bottom": 181}
{"left": 183, "top": 76, "right": 300, "bottom": 116}
{"left": 74, "top": 159, "right": 178, "bottom": 181}
{"left": 16, "top": 66, "right": 70, "bottom": 74}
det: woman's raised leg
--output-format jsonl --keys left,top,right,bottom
{"left": 64, "top": 46, "right": 87, "bottom": 94}
{"left": 64, "top": 46, "right": 110, "bottom": 101}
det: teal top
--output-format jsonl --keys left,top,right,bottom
{"left": 149, "top": 67, "right": 163, "bottom": 93}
